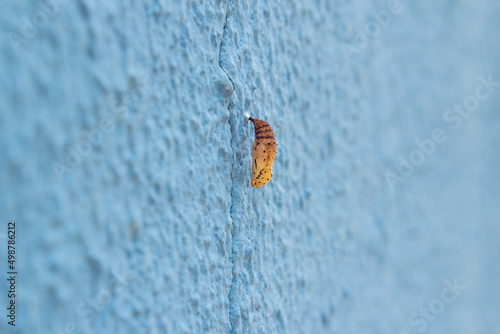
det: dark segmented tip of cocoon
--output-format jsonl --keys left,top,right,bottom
{"left": 249, "top": 118, "right": 276, "bottom": 138}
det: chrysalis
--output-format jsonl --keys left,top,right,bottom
{"left": 249, "top": 117, "right": 277, "bottom": 188}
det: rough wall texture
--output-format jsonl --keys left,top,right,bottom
{"left": 1, "top": 0, "right": 499, "bottom": 333}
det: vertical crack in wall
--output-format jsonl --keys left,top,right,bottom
{"left": 218, "top": 2, "right": 237, "bottom": 333}
{"left": 218, "top": 11, "right": 235, "bottom": 90}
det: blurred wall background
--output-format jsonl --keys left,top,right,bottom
{"left": 1, "top": 0, "right": 499, "bottom": 333}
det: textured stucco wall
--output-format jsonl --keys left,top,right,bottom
{"left": 1, "top": 0, "right": 499, "bottom": 333}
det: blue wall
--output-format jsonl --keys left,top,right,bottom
{"left": 1, "top": 0, "right": 499, "bottom": 333}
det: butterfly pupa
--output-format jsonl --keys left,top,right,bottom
{"left": 249, "top": 117, "right": 277, "bottom": 188}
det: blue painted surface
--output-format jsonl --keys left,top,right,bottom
{"left": 1, "top": 0, "right": 499, "bottom": 333}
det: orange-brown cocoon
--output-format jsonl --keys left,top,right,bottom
{"left": 249, "top": 117, "right": 277, "bottom": 188}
